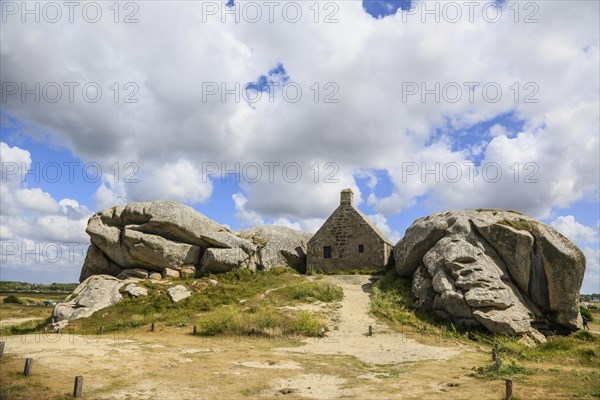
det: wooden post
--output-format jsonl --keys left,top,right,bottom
{"left": 23, "top": 358, "right": 33, "bottom": 376}
{"left": 192, "top": 326, "right": 197, "bottom": 335}
{"left": 495, "top": 357, "right": 502, "bottom": 373}
{"left": 368, "top": 325, "right": 372, "bottom": 336}
{"left": 73, "top": 375, "right": 83, "bottom": 399}
{"left": 99, "top": 326, "right": 104, "bottom": 335}
{"left": 492, "top": 345, "right": 498, "bottom": 361}
{"left": 151, "top": 322, "right": 155, "bottom": 332}
{"left": 505, "top": 378, "right": 513, "bottom": 400}
{"left": 0, "top": 342, "right": 4, "bottom": 358}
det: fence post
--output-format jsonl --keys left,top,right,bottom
{"left": 368, "top": 325, "right": 372, "bottom": 336}
{"left": 505, "top": 378, "right": 513, "bottom": 400}
{"left": 151, "top": 322, "right": 155, "bottom": 332}
{"left": 73, "top": 375, "right": 84, "bottom": 399}
{"left": 99, "top": 326, "right": 104, "bottom": 335}
{"left": 193, "top": 325, "right": 197, "bottom": 335}
{"left": 23, "top": 358, "right": 33, "bottom": 376}
{"left": 492, "top": 345, "right": 498, "bottom": 361}
{"left": 0, "top": 342, "right": 4, "bottom": 358}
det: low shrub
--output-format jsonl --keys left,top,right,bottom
{"left": 3, "top": 295, "right": 22, "bottom": 304}
{"left": 291, "top": 282, "right": 343, "bottom": 303}
{"left": 476, "top": 359, "right": 532, "bottom": 379}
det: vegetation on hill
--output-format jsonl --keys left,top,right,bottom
{"left": 370, "top": 270, "right": 600, "bottom": 366}
{"left": 0, "top": 268, "right": 344, "bottom": 338}
{"left": 0, "top": 281, "right": 78, "bottom": 293}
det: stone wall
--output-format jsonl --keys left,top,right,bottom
{"left": 307, "top": 190, "right": 392, "bottom": 272}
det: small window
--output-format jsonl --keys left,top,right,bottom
{"left": 324, "top": 246, "right": 332, "bottom": 258}
{"left": 358, "top": 244, "right": 364, "bottom": 253}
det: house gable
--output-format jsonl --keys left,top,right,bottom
{"left": 307, "top": 189, "right": 393, "bottom": 272}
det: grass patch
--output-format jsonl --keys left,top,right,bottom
{"left": 475, "top": 358, "right": 532, "bottom": 379}
{"left": 498, "top": 218, "right": 532, "bottom": 231}
{"left": 370, "top": 271, "right": 600, "bottom": 369}
{"left": 370, "top": 269, "right": 427, "bottom": 329}
{"left": 290, "top": 281, "right": 343, "bottom": 302}
{"left": 581, "top": 305, "right": 594, "bottom": 322}
{"left": 2, "top": 267, "right": 335, "bottom": 339}
{"left": 196, "top": 305, "right": 325, "bottom": 337}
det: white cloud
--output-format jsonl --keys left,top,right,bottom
{"left": 488, "top": 124, "right": 509, "bottom": 138}
{"left": 232, "top": 192, "right": 265, "bottom": 227}
{"left": 551, "top": 215, "right": 599, "bottom": 245}
{"left": 368, "top": 213, "right": 401, "bottom": 243}
{"left": 15, "top": 188, "right": 59, "bottom": 214}
{"left": 581, "top": 247, "right": 600, "bottom": 294}
{"left": 0, "top": 143, "right": 92, "bottom": 281}
{"left": 234, "top": 193, "right": 324, "bottom": 233}
{"left": 127, "top": 159, "right": 213, "bottom": 205}
{"left": 1, "top": 1, "right": 598, "bottom": 284}
{"left": 2, "top": 0, "right": 596, "bottom": 222}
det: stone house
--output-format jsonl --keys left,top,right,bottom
{"left": 307, "top": 189, "right": 393, "bottom": 273}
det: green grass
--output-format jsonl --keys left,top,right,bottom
{"left": 289, "top": 281, "right": 343, "bottom": 302}
{"left": 475, "top": 358, "right": 533, "bottom": 379}
{"left": 466, "top": 330, "right": 600, "bottom": 368}
{"left": 370, "top": 270, "right": 600, "bottom": 369}
{"left": 370, "top": 269, "right": 426, "bottom": 328}
{"left": 498, "top": 218, "right": 532, "bottom": 231}
{"left": 1, "top": 267, "right": 338, "bottom": 339}
{"left": 581, "top": 305, "right": 594, "bottom": 322}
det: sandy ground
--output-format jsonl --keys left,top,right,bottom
{"left": 5, "top": 276, "right": 585, "bottom": 399}
{"left": 277, "top": 275, "right": 460, "bottom": 364}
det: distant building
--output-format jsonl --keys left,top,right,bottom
{"left": 307, "top": 189, "right": 393, "bottom": 273}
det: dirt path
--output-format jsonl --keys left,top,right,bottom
{"left": 0, "top": 275, "right": 479, "bottom": 399}
{"left": 277, "top": 275, "right": 460, "bottom": 364}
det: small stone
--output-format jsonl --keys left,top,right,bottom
{"left": 167, "top": 285, "right": 191, "bottom": 303}
{"left": 148, "top": 272, "right": 162, "bottom": 281}
{"left": 117, "top": 268, "right": 149, "bottom": 280}
{"left": 162, "top": 268, "right": 180, "bottom": 279}
{"left": 124, "top": 284, "right": 148, "bottom": 298}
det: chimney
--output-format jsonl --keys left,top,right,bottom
{"left": 340, "top": 188, "right": 354, "bottom": 206}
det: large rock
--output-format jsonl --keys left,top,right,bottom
{"left": 79, "top": 244, "right": 121, "bottom": 282}
{"left": 79, "top": 201, "right": 314, "bottom": 280}
{"left": 236, "top": 226, "right": 312, "bottom": 272}
{"left": 53, "top": 275, "right": 126, "bottom": 321}
{"left": 395, "top": 209, "right": 586, "bottom": 335}
{"left": 81, "top": 201, "right": 256, "bottom": 280}
{"left": 199, "top": 248, "right": 258, "bottom": 273}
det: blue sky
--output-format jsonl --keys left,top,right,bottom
{"left": 1, "top": 1, "right": 598, "bottom": 293}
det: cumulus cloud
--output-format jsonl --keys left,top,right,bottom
{"left": 1, "top": 1, "right": 598, "bottom": 286}
{"left": 551, "top": 215, "right": 599, "bottom": 245}
{"left": 233, "top": 192, "right": 325, "bottom": 232}
{"left": 368, "top": 213, "right": 401, "bottom": 243}
{"left": 0, "top": 143, "right": 92, "bottom": 280}
{"left": 2, "top": 1, "right": 597, "bottom": 222}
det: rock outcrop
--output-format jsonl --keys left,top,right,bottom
{"left": 236, "top": 226, "right": 312, "bottom": 272}
{"left": 79, "top": 201, "right": 312, "bottom": 282}
{"left": 53, "top": 275, "right": 127, "bottom": 321}
{"left": 395, "top": 209, "right": 586, "bottom": 335}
